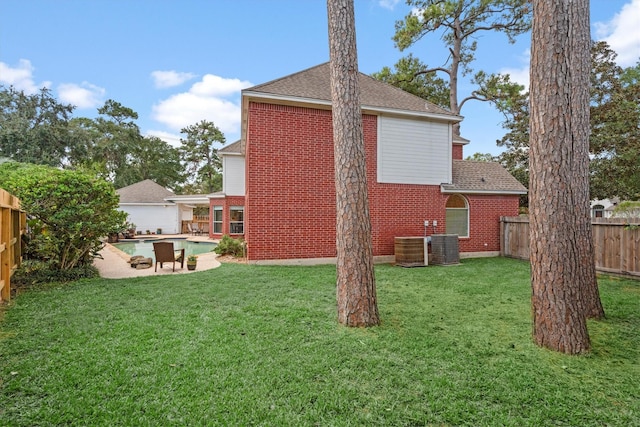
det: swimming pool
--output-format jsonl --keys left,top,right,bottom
{"left": 112, "top": 238, "right": 217, "bottom": 260}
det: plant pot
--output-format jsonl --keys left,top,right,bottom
{"left": 187, "top": 262, "right": 197, "bottom": 271}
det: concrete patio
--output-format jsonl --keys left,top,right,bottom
{"left": 94, "top": 235, "right": 221, "bottom": 279}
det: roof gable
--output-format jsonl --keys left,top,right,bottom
{"left": 219, "top": 139, "right": 242, "bottom": 154}
{"left": 117, "top": 179, "right": 175, "bottom": 203}
{"left": 243, "top": 63, "right": 459, "bottom": 119}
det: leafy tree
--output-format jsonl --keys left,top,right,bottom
{"left": 179, "top": 120, "right": 226, "bottom": 193}
{"left": 328, "top": 0, "right": 379, "bottom": 327}
{"left": 0, "top": 162, "right": 127, "bottom": 270}
{"left": 497, "top": 41, "right": 640, "bottom": 202}
{"left": 372, "top": 54, "right": 450, "bottom": 108}
{"left": 90, "top": 100, "right": 144, "bottom": 188}
{"left": 69, "top": 101, "right": 186, "bottom": 190}
{"left": 589, "top": 45, "right": 640, "bottom": 200}
{"left": 1, "top": 88, "right": 187, "bottom": 191}
{"left": 465, "top": 152, "right": 495, "bottom": 162}
{"left": 390, "top": 0, "right": 531, "bottom": 134}
{"left": 529, "top": 0, "right": 603, "bottom": 354}
{"left": 0, "top": 86, "right": 76, "bottom": 167}
{"left": 128, "top": 136, "right": 185, "bottom": 190}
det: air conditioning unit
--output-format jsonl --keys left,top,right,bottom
{"left": 430, "top": 234, "right": 460, "bottom": 265}
{"left": 394, "top": 237, "right": 427, "bottom": 267}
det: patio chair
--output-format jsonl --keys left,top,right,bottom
{"left": 153, "top": 241, "right": 185, "bottom": 272}
{"left": 191, "top": 223, "right": 202, "bottom": 235}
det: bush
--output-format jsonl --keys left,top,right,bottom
{"left": 0, "top": 162, "right": 127, "bottom": 271}
{"left": 214, "top": 235, "right": 245, "bottom": 257}
{"left": 12, "top": 260, "right": 100, "bottom": 287}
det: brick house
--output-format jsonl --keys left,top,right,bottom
{"left": 209, "top": 63, "right": 527, "bottom": 263}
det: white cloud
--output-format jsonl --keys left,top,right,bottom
{"left": 152, "top": 74, "right": 253, "bottom": 136}
{"left": 144, "top": 130, "right": 181, "bottom": 147}
{"left": 594, "top": 0, "right": 640, "bottom": 67}
{"left": 151, "top": 70, "right": 196, "bottom": 88}
{"left": 190, "top": 74, "right": 252, "bottom": 97}
{"left": 0, "top": 59, "right": 50, "bottom": 94}
{"left": 58, "top": 82, "right": 105, "bottom": 109}
{"left": 378, "top": 0, "right": 400, "bottom": 10}
{"left": 499, "top": 49, "right": 530, "bottom": 91}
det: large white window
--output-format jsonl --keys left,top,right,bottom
{"left": 445, "top": 194, "right": 469, "bottom": 238}
{"left": 213, "top": 206, "right": 223, "bottom": 234}
{"left": 230, "top": 206, "right": 244, "bottom": 234}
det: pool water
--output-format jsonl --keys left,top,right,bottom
{"left": 112, "top": 239, "right": 217, "bottom": 261}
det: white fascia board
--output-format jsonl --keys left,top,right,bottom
{"left": 242, "top": 91, "right": 462, "bottom": 123}
{"left": 166, "top": 197, "right": 209, "bottom": 204}
{"left": 366, "top": 106, "right": 462, "bottom": 123}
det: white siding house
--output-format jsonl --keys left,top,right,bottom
{"left": 220, "top": 140, "right": 245, "bottom": 196}
{"left": 116, "top": 180, "right": 207, "bottom": 235}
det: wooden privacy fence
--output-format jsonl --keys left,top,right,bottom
{"left": 0, "top": 188, "right": 25, "bottom": 302}
{"left": 501, "top": 216, "right": 640, "bottom": 278}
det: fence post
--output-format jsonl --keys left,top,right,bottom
{"left": 0, "top": 189, "right": 23, "bottom": 303}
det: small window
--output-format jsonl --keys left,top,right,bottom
{"left": 213, "top": 206, "right": 223, "bottom": 234}
{"left": 230, "top": 206, "right": 244, "bottom": 234}
{"left": 592, "top": 204, "right": 605, "bottom": 218}
{"left": 445, "top": 194, "right": 469, "bottom": 238}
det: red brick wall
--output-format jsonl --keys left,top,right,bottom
{"left": 461, "top": 195, "right": 520, "bottom": 253}
{"left": 209, "top": 196, "right": 245, "bottom": 238}
{"left": 452, "top": 143, "right": 463, "bottom": 160}
{"left": 245, "top": 104, "right": 336, "bottom": 260}
{"left": 242, "top": 101, "right": 520, "bottom": 261}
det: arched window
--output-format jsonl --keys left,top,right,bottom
{"left": 445, "top": 194, "right": 469, "bottom": 237}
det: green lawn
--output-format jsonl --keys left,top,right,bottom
{"left": 1, "top": 258, "right": 638, "bottom": 426}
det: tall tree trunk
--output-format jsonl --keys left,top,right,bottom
{"left": 529, "top": 0, "right": 601, "bottom": 354}
{"left": 327, "top": 0, "right": 379, "bottom": 327}
{"left": 450, "top": 14, "right": 463, "bottom": 137}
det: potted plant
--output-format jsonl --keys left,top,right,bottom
{"left": 187, "top": 254, "right": 198, "bottom": 270}
{"left": 125, "top": 222, "right": 136, "bottom": 239}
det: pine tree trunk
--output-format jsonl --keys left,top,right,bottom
{"left": 327, "top": 0, "right": 379, "bottom": 327}
{"left": 529, "top": 0, "right": 601, "bottom": 354}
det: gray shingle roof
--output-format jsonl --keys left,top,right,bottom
{"left": 442, "top": 160, "right": 527, "bottom": 195}
{"left": 219, "top": 139, "right": 242, "bottom": 154}
{"left": 243, "top": 63, "right": 459, "bottom": 119}
{"left": 117, "top": 179, "right": 175, "bottom": 203}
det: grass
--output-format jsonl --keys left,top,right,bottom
{"left": 0, "top": 257, "right": 638, "bottom": 426}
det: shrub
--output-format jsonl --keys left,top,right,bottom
{"left": 12, "top": 260, "right": 99, "bottom": 287}
{"left": 612, "top": 201, "right": 640, "bottom": 218}
{"left": 0, "top": 162, "right": 127, "bottom": 270}
{"left": 214, "top": 235, "right": 245, "bottom": 257}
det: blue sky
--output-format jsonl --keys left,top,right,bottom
{"left": 1, "top": 0, "right": 639, "bottom": 156}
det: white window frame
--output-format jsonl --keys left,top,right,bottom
{"left": 445, "top": 194, "right": 469, "bottom": 238}
{"left": 213, "top": 206, "right": 223, "bottom": 234}
{"left": 229, "top": 206, "right": 244, "bottom": 235}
